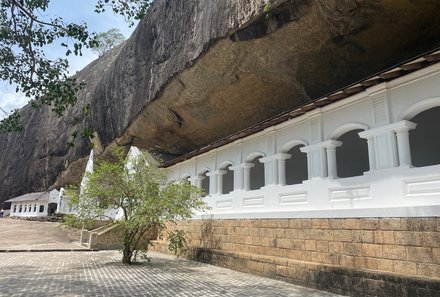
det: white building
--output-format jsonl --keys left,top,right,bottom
{"left": 78, "top": 149, "right": 125, "bottom": 220}
{"left": 164, "top": 51, "right": 440, "bottom": 219}
{"left": 6, "top": 189, "right": 75, "bottom": 218}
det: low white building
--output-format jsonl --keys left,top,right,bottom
{"left": 164, "top": 51, "right": 440, "bottom": 219}
{"left": 6, "top": 188, "right": 76, "bottom": 218}
{"left": 7, "top": 189, "right": 53, "bottom": 218}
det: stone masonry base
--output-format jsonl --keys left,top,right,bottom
{"left": 151, "top": 217, "right": 440, "bottom": 297}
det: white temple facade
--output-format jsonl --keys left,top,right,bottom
{"left": 166, "top": 59, "right": 440, "bottom": 219}
{"left": 7, "top": 188, "right": 76, "bottom": 218}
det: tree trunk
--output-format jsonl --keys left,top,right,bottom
{"left": 122, "top": 245, "right": 133, "bottom": 264}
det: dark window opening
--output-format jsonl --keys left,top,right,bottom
{"left": 200, "top": 171, "right": 210, "bottom": 196}
{"left": 250, "top": 156, "right": 265, "bottom": 190}
{"left": 336, "top": 129, "right": 369, "bottom": 178}
{"left": 285, "top": 145, "right": 308, "bottom": 185}
{"left": 222, "top": 165, "right": 234, "bottom": 194}
{"left": 409, "top": 106, "right": 440, "bottom": 167}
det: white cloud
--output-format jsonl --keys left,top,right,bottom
{"left": 0, "top": 88, "right": 28, "bottom": 120}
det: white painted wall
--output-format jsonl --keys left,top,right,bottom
{"left": 9, "top": 189, "right": 60, "bottom": 218}
{"left": 167, "top": 63, "right": 440, "bottom": 219}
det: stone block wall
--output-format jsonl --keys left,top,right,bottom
{"left": 84, "top": 224, "right": 158, "bottom": 250}
{"left": 151, "top": 217, "right": 440, "bottom": 296}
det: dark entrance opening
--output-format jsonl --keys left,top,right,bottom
{"left": 47, "top": 203, "right": 57, "bottom": 216}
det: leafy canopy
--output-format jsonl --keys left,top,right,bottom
{"left": 75, "top": 147, "right": 207, "bottom": 264}
{"left": 0, "top": 0, "right": 151, "bottom": 133}
{"left": 92, "top": 28, "right": 126, "bottom": 57}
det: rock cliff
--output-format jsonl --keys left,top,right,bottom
{"left": 1, "top": 0, "right": 440, "bottom": 203}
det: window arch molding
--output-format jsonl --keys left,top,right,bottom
{"left": 180, "top": 173, "right": 191, "bottom": 180}
{"left": 399, "top": 97, "right": 440, "bottom": 120}
{"left": 245, "top": 151, "right": 265, "bottom": 162}
{"left": 330, "top": 122, "right": 369, "bottom": 140}
{"left": 330, "top": 123, "right": 369, "bottom": 178}
{"left": 218, "top": 160, "right": 234, "bottom": 169}
{"left": 243, "top": 152, "right": 265, "bottom": 191}
{"left": 279, "top": 139, "right": 308, "bottom": 186}
{"left": 279, "top": 139, "right": 308, "bottom": 154}
{"left": 197, "top": 167, "right": 210, "bottom": 176}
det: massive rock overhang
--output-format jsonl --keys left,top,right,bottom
{"left": 161, "top": 48, "right": 440, "bottom": 168}
{"left": 1, "top": 0, "right": 440, "bottom": 203}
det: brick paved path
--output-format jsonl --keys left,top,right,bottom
{"left": 0, "top": 251, "right": 344, "bottom": 297}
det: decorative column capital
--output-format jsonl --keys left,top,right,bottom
{"left": 321, "top": 140, "right": 343, "bottom": 150}
{"left": 394, "top": 120, "right": 417, "bottom": 134}
{"left": 359, "top": 120, "right": 417, "bottom": 138}
{"left": 232, "top": 162, "right": 255, "bottom": 169}
{"left": 275, "top": 153, "right": 292, "bottom": 161}
{"left": 206, "top": 166, "right": 232, "bottom": 176}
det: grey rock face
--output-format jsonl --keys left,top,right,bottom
{"left": 1, "top": 0, "right": 440, "bottom": 203}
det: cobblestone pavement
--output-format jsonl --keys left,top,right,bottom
{"left": 0, "top": 251, "right": 345, "bottom": 297}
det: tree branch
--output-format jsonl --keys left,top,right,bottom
{"left": 10, "top": 0, "right": 66, "bottom": 31}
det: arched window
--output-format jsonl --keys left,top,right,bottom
{"left": 285, "top": 145, "right": 308, "bottom": 185}
{"left": 221, "top": 164, "right": 234, "bottom": 194}
{"left": 24, "top": 205, "right": 27, "bottom": 212}
{"left": 199, "top": 170, "right": 210, "bottom": 196}
{"left": 19, "top": 205, "right": 22, "bottom": 213}
{"left": 336, "top": 129, "right": 369, "bottom": 178}
{"left": 33, "top": 204, "right": 37, "bottom": 212}
{"left": 13, "top": 205, "right": 17, "bottom": 213}
{"left": 249, "top": 156, "right": 265, "bottom": 190}
{"left": 409, "top": 106, "right": 440, "bottom": 167}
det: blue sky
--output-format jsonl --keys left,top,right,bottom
{"left": 0, "top": 0, "right": 138, "bottom": 119}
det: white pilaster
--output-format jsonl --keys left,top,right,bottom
{"left": 212, "top": 170, "right": 227, "bottom": 194}
{"left": 301, "top": 143, "right": 328, "bottom": 178}
{"left": 273, "top": 153, "right": 292, "bottom": 186}
{"left": 394, "top": 121, "right": 417, "bottom": 168}
{"left": 359, "top": 120, "right": 417, "bottom": 171}
{"left": 259, "top": 155, "right": 286, "bottom": 186}
{"left": 241, "top": 163, "right": 255, "bottom": 191}
{"left": 229, "top": 165, "right": 242, "bottom": 191}
{"left": 206, "top": 172, "right": 217, "bottom": 195}
{"left": 361, "top": 135, "right": 377, "bottom": 171}
{"left": 322, "top": 140, "right": 343, "bottom": 179}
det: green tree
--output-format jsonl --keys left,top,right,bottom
{"left": 74, "top": 147, "right": 207, "bottom": 264}
{"left": 0, "top": 0, "right": 151, "bottom": 133}
{"left": 92, "top": 28, "right": 126, "bottom": 57}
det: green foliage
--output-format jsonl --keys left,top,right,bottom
{"left": 0, "top": 0, "right": 96, "bottom": 132}
{"left": 0, "top": 0, "right": 153, "bottom": 134}
{"left": 74, "top": 147, "right": 207, "bottom": 264}
{"left": 0, "top": 111, "right": 21, "bottom": 133}
{"left": 95, "top": 0, "right": 151, "bottom": 27}
{"left": 92, "top": 28, "right": 126, "bottom": 57}
{"left": 263, "top": 3, "right": 271, "bottom": 14}
{"left": 63, "top": 214, "right": 97, "bottom": 230}
{"left": 263, "top": 0, "right": 274, "bottom": 21}
{"left": 167, "top": 229, "right": 187, "bottom": 257}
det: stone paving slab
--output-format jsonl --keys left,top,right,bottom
{"left": 0, "top": 251, "right": 346, "bottom": 297}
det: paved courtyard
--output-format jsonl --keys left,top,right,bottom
{"left": 0, "top": 251, "right": 345, "bottom": 297}
{"left": 0, "top": 219, "right": 345, "bottom": 296}
{"left": 0, "top": 219, "right": 82, "bottom": 250}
